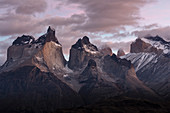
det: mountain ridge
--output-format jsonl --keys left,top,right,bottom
{"left": 0, "top": 27, "right": 169, "bottom": 112}
{"left": 122, "top": 36, "right": 170, "bottom": 101}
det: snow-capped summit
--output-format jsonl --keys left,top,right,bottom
{"left": 0, "top": 27, "right": 167, "bottom": 112}
{"left": 12, "top": 35, "right": 35, "bottom": 45}
{"left": 130, "top": 36, "right": 170, "bottom": 56}
{"left": 122, "top": 35, "right": 170, "bottom": 100}
{"left": 141, "top": 35, "right": 170, "bottom": 54}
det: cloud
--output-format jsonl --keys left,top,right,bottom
{"left": 63, "top": 0, "right": 154, "bottom": 32}
{"left": 139, "top": 23, "right": 159, "bottom": 29}
{"left": 0, "top": 0, "right": 47, "bottom": 15}
{"left": 132, "top": 26, "right": 170, "bottom": 41}
{"left": 0, "top": 0, "right": 154, "bottom": 36}
{"left": 0, "top": 13, "right": 86, "bottom": 36}
{"left": 0, "top": 14, "right": 45, "bottom": 36}
{"left": 41, "top": 14, "right": 87, "bottom": 27}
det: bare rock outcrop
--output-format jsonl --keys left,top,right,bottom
{"left": 117, "top": 48, "right": 125, "bottom": 57}
{"left": 130, "top": 38, "right": 163, "bottom": 54}
{"left": 99, "top": 45, "right": 112, "bottom": 56}
{"left": 1, "top": 26, "right": 66, "bottom": 73}
{"left": 102, "top": 54, "right": 158, "bottom": 100}
{"left": 68, "top": 36, "right": 100, "bottom": 70}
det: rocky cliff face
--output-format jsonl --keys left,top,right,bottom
{"left": 78, "top": 59, "right": 121, "bottom": 104}
{"left": 0, "top": 66, "right": 83, "bottom": 112}
{"left": 122, "top": 36, "right": 170, "bottom": 100}
{"left": 117, "top": 48, "right": 125, "bottom": 57}
{"left": 1, "top": 26, "right": 66, "bottom": 73}
{"left": 71, "top": 51, "right": 158, "bottom": 104}
{"left": 123, "top": 52, "right": 170, "bottom": 100}
{"left": 0, "top": 28, "right": 165, "bottom": 112}
{"left": 102, "top": 54, "right": 157, "bottom": 99}
{"left": 99, "top": 45, "right": 112, "bottom": 56}
{"left": 68, "top": 36, "right": 101, "bottom": 70}
{"left": 130, "top": 38, "right": 163, "bottom": 54}
{"left": 130, "top": 36, "right": 170, "bottom": 56}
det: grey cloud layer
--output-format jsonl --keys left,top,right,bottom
{"left": 41, "top": 14, "right": 87, "bottom": 26}
{"left": 64, "top": 0, "right": 154, "bottom": 32}
{"left": 0, "top": 0, "right": 47, "bottom": 14}
{"left": 92, "top": 39, "right": 132, "bottom": 53}
{"left": 0, "top": 0, "right": 153, "bottom": 35}
{"left": 133, "top": 26, "right": 170, "bottom": 41}
{"left": 0, "top": 14, "right": 44, "bottom": 36}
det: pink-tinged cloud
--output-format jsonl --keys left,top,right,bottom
{"left": 0, "top": 0, "right": 47, "bottom": 15}
{"left": 132, "top": 26, "right": 170, "bottom": 41}
{"left": 0, "top": 0, "right": 154, "bottom": 36}
{"left": 0, "top": 14, "right": 44, "bottom": 36}
{"left": 63, "top": 0, "right": 154, "bottom": 32}
{"left": 140, "top": 0, "right": 170, "bottom": 26}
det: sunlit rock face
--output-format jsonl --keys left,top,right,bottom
{"left": 33, "top": 26, "right": 66, "bottom": 72}
{"left": 0, "top": 27, "right": 167, "bottom": 112}
{"left": 67, "top": 38, "right": 159, "bottom": 103}
{"left": 68, "top": 36, "right": 101, "bottom": 70}
{"left": 130, "top": 37, "right": 164, "bottom": 54}
{"left": 1, "top": 26, "right": 66, "bottom": 73}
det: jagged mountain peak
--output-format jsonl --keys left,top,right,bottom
{"left": 47, "top": 26, "right": 55, "bottom": 33}
{"left": 12, "top": 35, "right": 35, "bottom": 45}
{"left": 45, "top": 26, "right": 59, "bottom": 44}
{"left": 72, "top": 36, "right": 98, "bottom": 52}
{"left": 140, "top": 35, "right": 170, "bottom": 55}
{"left": 82, "top": 36, "right": 90, "bottom": 44}
{"left": 130, "top": 37, "right": 163, "bottom": 54}
{"left": 12, "top": 26, "right": 59, "bottom": 47}
{"left": 144, "top": 35, "right": 169, "bottom": 44}
{"left": 68, "top": 36, "right": 100, "bottom": 70}
{"left": 35, "top": 26, "right": 59, "bottom": 45}
{"left": 0, "top": 26, "right": 167, "bottom": 112}
{"left": 1, "top": 27, "right": 66, "bottom": 73}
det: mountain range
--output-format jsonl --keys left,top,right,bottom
{"left": 0, "top": 27, "right": 169, "bottom": 113}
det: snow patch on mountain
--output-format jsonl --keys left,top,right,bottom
{"left": 121, "top": 53, "right": 158, "bottom": 72}
{"left": 83, "top": 45, "right": 98, "bottom": 54}
{"left": 53, "top": 41, "right": 62, "bottom": 47}
{"left": 141, "top": 37, "right": 170, "bottom": 54}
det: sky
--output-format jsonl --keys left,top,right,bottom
{"left": 0, "top": 0, "right": 170, "bottom": 65}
